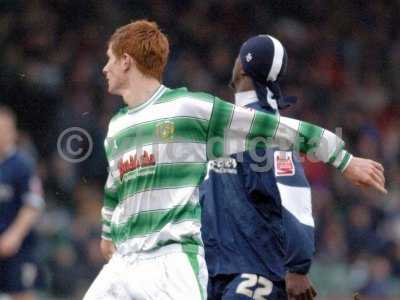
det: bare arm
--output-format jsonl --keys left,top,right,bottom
{"left": 0, "top": 205, "right": 42, "bottom": 257}
{"left": 343, "top": 157, "right": 386, "bottom": 194}
{"left": 100, "top": 238, "right": 116, "bottom": 261}
{"left": 285, "top": 273, "right": 317, "bottom": 300}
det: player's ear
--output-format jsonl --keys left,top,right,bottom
{"left": 121, "top": 53, "right": 134, "bottom": 71}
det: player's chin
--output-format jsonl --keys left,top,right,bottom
{"left": 107, "top": 83, "right": 116, "bottom": 94}
{"left": 108, "top": 83, "right": 123, "bottom": 96}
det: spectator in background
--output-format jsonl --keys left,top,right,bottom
{"left": 0, "top": 106, "right": 44, "bottom": 300}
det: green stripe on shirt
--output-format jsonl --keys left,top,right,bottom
{"left": 206, "top": 98, "right": 234, "bottom": 158}
{"left": 119, "top": 163, "right": 207, "bottom": 201}
{"left": 104, "top": 188, "right": 118, "bottom": 209}
{"left": 249, "top": 110, "right": 280, "bottom": 142}
{"left": 182, "top": 243, "right": 204, "bottom": 300}
{"left": 298, "top": 122, "right": 324, "bottom": 154}
{"left": 338, "top": 151, "right": 352, "bottom": 172}
{"left": 111, "top": 202, "right": 201, "bottom": 243}
{"left": 155, "top": 89, "right": 214, "bottom": 104}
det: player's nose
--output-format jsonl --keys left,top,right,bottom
{"left": 102, "top": 62, "right": 110, "bottom": 76}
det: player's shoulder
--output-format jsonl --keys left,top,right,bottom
{"left": 155, "top": 87, "right": 215, "bottom": 105}
{"left": 109, "top": 106, "right": 129, "bottom": 124}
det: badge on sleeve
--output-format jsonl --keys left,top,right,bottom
{"left": 274, "top": 151, "right": 295, "bottom": 176}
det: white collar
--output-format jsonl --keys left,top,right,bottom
{"left": 234, "top": 89, "right": 279, "bottom": 115}
{"left": 127, "top": 84, "right": 167, "bottom": 113}
{"left": 234, "top": 90, "right": 259, "bottom": 107}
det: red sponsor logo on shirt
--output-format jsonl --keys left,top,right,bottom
{"left": 118, "top": 150, "right": 155, "bottom": 180}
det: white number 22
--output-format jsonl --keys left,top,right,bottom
{"left": 236, "top": 273, "right": 273, "bottom": 300}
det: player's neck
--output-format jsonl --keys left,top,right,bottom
{"left": 235, "top": 77, "right": 254, "bottom": 93}
{"left": 235, "top": 90, "right": 258, "bottom": 106}
{"left": 234, "top": 78, "right": 257, "bottom": 106}
{"left": 121, "top": 76, "right": 161, "bottom": 109}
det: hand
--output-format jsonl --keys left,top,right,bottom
{"left": 100, "top": 238, "right": 116, "bottom": 261}
{"left": 285, "top": 273, "right": 317, "bottom": 300}
{"left": 0, "top": 229, "right": 23, "bottom": 258}
{"left": 353, "top": 292, "right": 360, "bottom": 300}
{"left": 343, "top": 157, "right": 387, "bottom": 194}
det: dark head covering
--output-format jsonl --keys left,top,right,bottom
{"left": 239, "top": 35, "right": 296, "bottom": 113}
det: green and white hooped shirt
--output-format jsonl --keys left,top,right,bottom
{"left": 101, "top": 85, "right": 352, "bottom": 255}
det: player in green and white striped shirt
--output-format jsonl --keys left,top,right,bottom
{"left": 84, "top": 20, "right": 386, "bottom": 300}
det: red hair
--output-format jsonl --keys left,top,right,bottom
{"left": 109, "top": 20, "right": 169, "bottom": 81}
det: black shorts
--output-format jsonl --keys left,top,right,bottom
{"left": 208, "top": 273, "right": 287, "bottom": 300}
{"left": 0, "top": 252, "right": 39, "bottom": 294}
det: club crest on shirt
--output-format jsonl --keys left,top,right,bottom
{"left": 156, "top": 121, "right": 175, "bottom": 141}
{"left": 274, "top": 151, "right": 295, "bottom": 176}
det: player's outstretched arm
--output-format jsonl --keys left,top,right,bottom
{"left": 207, "top": 97, "right": 349, "bottom": 166}
{"left": 206, "top": 97, "right": 387, "bottom": 194}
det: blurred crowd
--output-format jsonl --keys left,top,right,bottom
{"left": 0, "top": 0, "right": 399, "bottom": 299}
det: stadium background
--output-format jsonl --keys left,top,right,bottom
{"left": 0, "top": 0, "right": 399, "bottom": 299}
